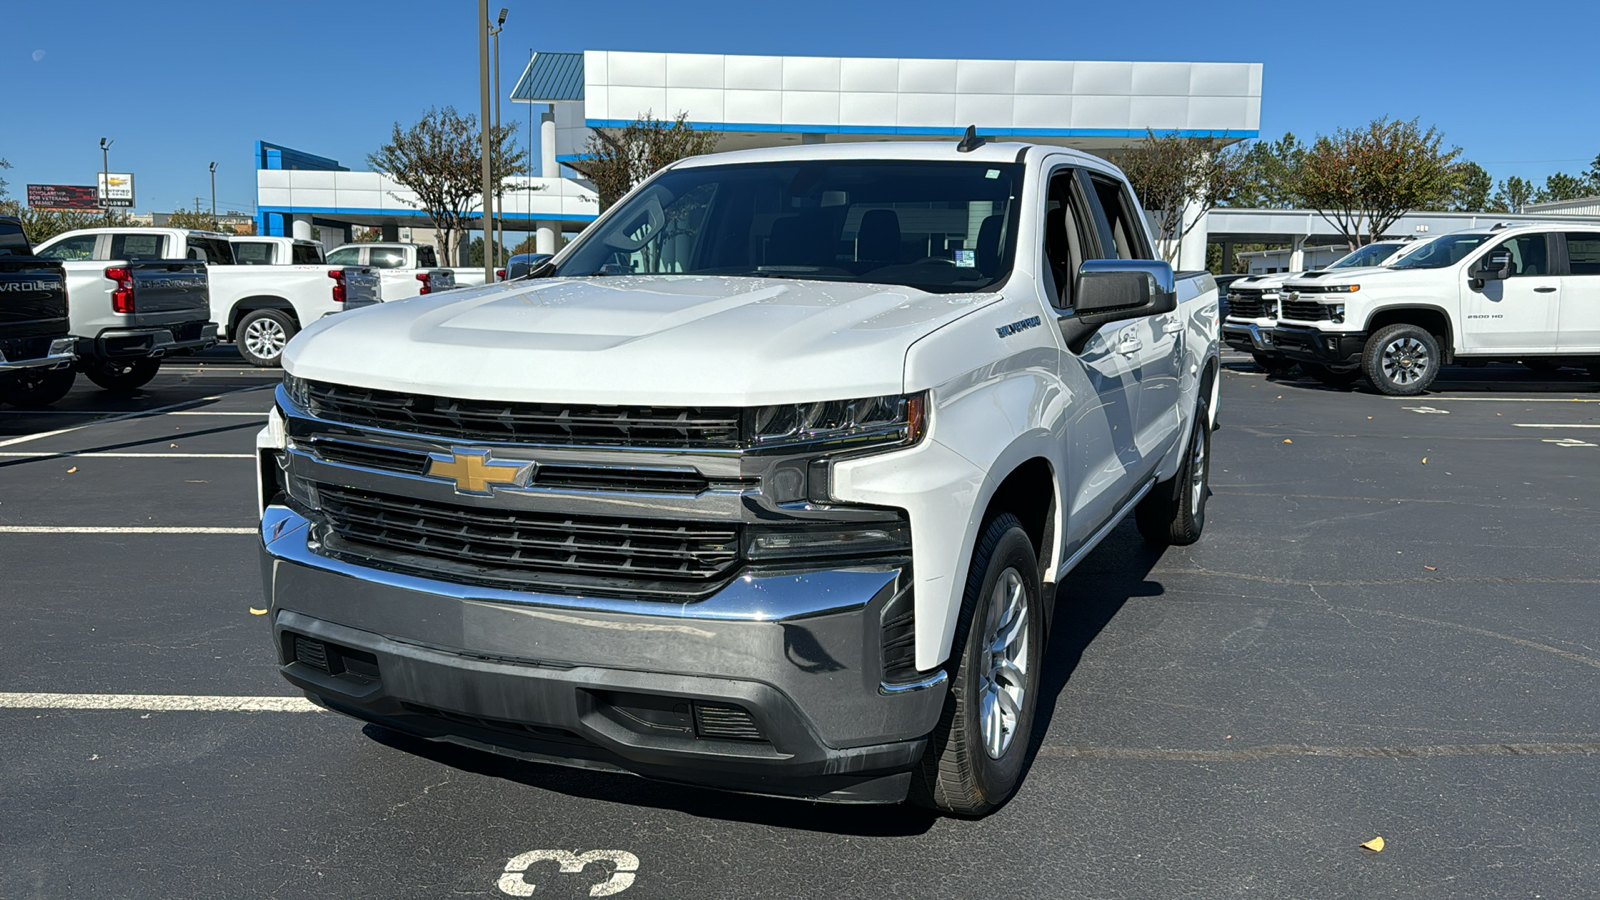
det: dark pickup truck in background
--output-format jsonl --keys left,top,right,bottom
{"left": 0, "top": 217, "right": 77, "bottom": 408}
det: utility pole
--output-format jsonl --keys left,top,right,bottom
{"left": 99, "top": 137, "right": 113, "bottom": 225}
{"left": 477, "top": 0, "right": 493, "bottom": 284}
{"left": 491, "top": 7, "right": 508, "bottom": 275}
{"left": 209, "top": 161, "right": 217, "bottom": 230}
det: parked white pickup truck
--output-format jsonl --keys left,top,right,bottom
{"left": 35, "top": 228, "right": 380, "bottom": 367}
{"left": 1223, "top": 239, "right": 1420, "bottom": 375}
{"left": 1274, "top": 224, "right": 1600, "bottom": 394}
{"left": 325, "top": 242, "right": 455, "bottom": 300}
{"left": 258, "top": 138, "right": 1220, "bottom": 814}
{"left": 31, "top": 228, "right": 215, "bottom": 392}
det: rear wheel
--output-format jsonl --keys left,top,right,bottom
{"left": 81, "top": 357, "right": 161, "bottom": 393}
{"left": 236, "top": 309, "right": 298, "bottom": 367}
{"left": 910, "top": 513, "right": 1042, "bottom": 816}
{"left": 1137, "top": 398, "right": 1211, "bottom": 546}
{"left": 0, "top": 367, "right": 76, "bottom": 408}
{"left": 1362, "top": 323, "right": 1439, "bottom": 396}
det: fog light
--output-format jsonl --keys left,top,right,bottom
{"left": 747, "top": 522, "right": 910, "bottom": 560}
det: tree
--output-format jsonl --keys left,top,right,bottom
{"left": 0, "top": 157, "right": 10, "bottom": 201}
{"left": 1234, "top": 133, "right": 1305, "bottom": 208}
{"left": 469, "top": 235, "right": 509, "bottom": 267}
{"left": 1491, "top": 176, "right": 1535, "bottom": 213}
{"left": 368, "top": 106, "right": 529, "bottom": 265}
{"left": 165, "top": 207, "right": 221, "bottom": 231}
{"left": 566, "top": 112, "right": 718, "bottom": 212}
{"left": 1294, "top": 117, "right": 1459, "bottom": 246}
{"left": 0, "top": 202, "right": 135, "bottom": 244}
{"left": 1535, "top": 172, "right": 1590, "bottom": 204}
{"left": 1119, "top": 130, "right": 1249, "bottom": 264}
{"left": 1445, "top": 161, "right": 1492, "bottom": 212}
{"left": 351, "top": 227, "right": 383, "bottom": 242}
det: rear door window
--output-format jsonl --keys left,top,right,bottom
{"left": 1564, "top": 233, "right": 1600, "bottom": 275}
{"left": 291, "top": 243, "right": 324, "bottom": 265}
{"left": 1087, "top": 175, "right": 1153, "bottom": 261}
{"left": 111, "top": 233, "right": 167, "bottom": 260}
{"left": 186, "top": 236, "right": 236, "bottom": 264}
{"left": 37, "top": 234, "right": 100, "bottom": 261}
{"left": 326, "top": 247, "right": 360, "bottom": 265}
{"left": 369, "top": 247, "right": 408, "bottom": 268}
{"left": 417, "top": 246, "right": 438, "bottom": 267}
{"left": 232, "top": 241, "right": 275, "bottom": 265}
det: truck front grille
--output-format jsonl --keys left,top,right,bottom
{"left": 307, "top": 438, "right": 716, "bottom": 494}
{"left": 313, "top": 484, "right": 741, "bottom": 597}
{"left": 1281, "top": 298, "right": 1329, "bottom": 321}
{"left": 1226, "top": 289, "right": 1271, "bottom": 319}
{"left": 303, "top": 381, "right": 743, "bottom": 449}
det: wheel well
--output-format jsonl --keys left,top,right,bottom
{"left": 1367, "top": 307, "right": 1453, "bottom": 361}
{"left": 228, "top": 297, "right": 299, "bottom": 338}
{"left": 985, "top": 457, "right": 1056, "bottom": 578}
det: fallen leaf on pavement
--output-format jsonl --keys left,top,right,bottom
{"left": 1422, "top": 458, "right": 1428, "bottom": 464}
{"left": 248, "top": 607, "right": 268, "bottom": 616}
{"left": 1360, "top": 836, "right": 1385, "bottom": 852}
{"left": 1424, "top": 565, "right": 1437, "bottom": 571}
{"left": 1283, "top": 439, "right": 1293, "bottom": 444}
{"left": 66, "top": 466, "right": 77, "bottom": 473}
{"left": 169, "top": 443, "right": 178, "bottom": 448}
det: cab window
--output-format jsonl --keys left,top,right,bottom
{"left": 326, "top": 247, "right": 360, "bottom": 265}
{"left": 112, "top": 233, "right": 166, "bottom": 261}
{"left": 417, "top": 246, "right": 438, "bottom": 267}
{"left": 38, "top": 234, "right": 99, "bottom": 261}
{"left": 369, "top": 248, "right": 408, "bottom": 269}
{"left": 232, "top": 242, "right": 274, "bottom": 265}
{"left": 1088, "top": 175, "right": 1152, "bottom": 260}
{"left": 1040, "top": 169, "right": 1094, "bottom": 311}
{"left": 1488, "top": 234, "right": 1550, "bottom": 277}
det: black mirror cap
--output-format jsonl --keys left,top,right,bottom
{"left": 1475, "top": 249, "right": 1513, "bottom": 281}
{"left": 1074, "top": 259, "right": 1177, "bottom": 322}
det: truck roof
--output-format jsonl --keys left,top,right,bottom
{"left": 669, "top": 140, "right": 1106, "bottom": 170}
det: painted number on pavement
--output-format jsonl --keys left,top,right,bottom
{"left": 498, "top": 850, "right": 640, "bottom": 897}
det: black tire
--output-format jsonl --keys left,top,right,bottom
{"left": 1252, "top": 353, "right": 1294, "bottom": 375}
{"left": 80, "top": 357, "right": 161, "bottom": 393}
{"left": 1522, "top": 359, "right": 1563, "bottom": 373}
{"left": 910, "top": 513, "right": 1043, "bottom": 816}
{"left": 1362, "top": 323, "right": 1439, "bottom": 396}
{"left": 1305, "top": 363, "right": 1362, "bottom": 388}
{"left": 1136, "top": 398, "right": 1211, "bottom": 546}
{"left": 235, "top": 308, "right": 299, "bottom": 367}
{"left": 1590, "top": 364, "right": 1600, "bottom": 383}
{"left": 0, "top": 367, "right": 76, "bottom": 408}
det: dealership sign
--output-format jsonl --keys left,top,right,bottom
{"left": 27, "top": 184, "right": 102, "bottom": 210}
{"left": 97, "top": 172, "right": 135, "bottom": 208}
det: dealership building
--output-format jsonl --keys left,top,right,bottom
{"left": 256, "top": 49, "right": 1264, "bottom": 268}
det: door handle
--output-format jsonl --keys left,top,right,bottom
{"left": 1534, "top": 286, "right": 1557, "bottom": 293}
{"left": 1161, "top": 318, "right": 1184, "bottom": 335}
{"left": 1118, "top": 335, "right": 1143, "bottom": 355}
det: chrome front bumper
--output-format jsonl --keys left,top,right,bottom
{"left": 0, "top": 337, "right": 75, "bottom": 372}
{"left": 259, "top": 506, "right": 947, "bottom": 802}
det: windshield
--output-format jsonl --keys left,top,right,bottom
{"left": 1328, "top": 243, "right": 1400, "bottom": 269}
{"left": 1388, "top": 234, "right": 1492, "bottom": 269}
{"left": 553, "top": 160, "right": 1024, "bottom": 293}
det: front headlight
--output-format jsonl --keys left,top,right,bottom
{"left": 1322, "top": 284, "right": 1361, "bottom": 293}
{"left": 281, "top": 372, "right": 311, "bottom": 409}
{"left": 748, "top": 392, "right": 926, "bottom": 453}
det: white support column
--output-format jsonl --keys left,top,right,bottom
{"left": 1288, "top": 236, "right": 1306, "bottom": 272}
{"left": 1177, "top": 202, "right": 1208, "bottom": 271}
{"left": 290, "top": 214, "right": 312, "bottom": 241}
{"left": 537, "top": 221, "right": 557, "bottom": 255}
{"left": 541, "top": 109, "right": 558, "bottom": 178}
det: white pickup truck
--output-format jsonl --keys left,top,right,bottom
{"left": 30, "top": 228, "right": 216, "bottom": 392}
{"left": 258, "top": 139, "right": 1220, "bottom": 814}
{"left": 1274, "top": 224, "right": 1600, "bottom": 394}
{"left": 324, "top": 242, "right": 456, "bottom": 301}
{"left": 35, "top": 228, "right": 380, "bottom": 368}
{"left": 1223, "top": 239, "right": 1419, "bottom": 375}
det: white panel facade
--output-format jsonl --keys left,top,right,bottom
{"left": 782, "top": 56, "right": 841, "bottom": 92}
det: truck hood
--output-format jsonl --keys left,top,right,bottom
{"left": 285, "top": 275, "right": 1002, "bottom": 405}
{"left": 1283, "top": 266, "right": 1442, "bottom": 292}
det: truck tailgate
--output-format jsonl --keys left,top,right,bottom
{"left": 129, "top": 261, "right": 210, "bottom": 319}
{"left": 0, "top": 258, "right": 69, "bottom": 337}
{"left": 341, "top": 267, "right": 382, "bottom": 310}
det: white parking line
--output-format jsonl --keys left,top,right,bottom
{"left": 0, "top": 452, "right": 253, "bottom": 459}
{"left": 1513, "top": 424, "right": 1600, "bottom": 429}
{"left": 0, "top": 526, "right": 255, "bottom": 534}
{"left": 1384, "top": 396, "right": 1600, "bottom": 403}
{"left": 0, "top": 385, "right": 272, "bottom": 450}
{"left": 0, "top": 693, "right": 318, "bottom": 712}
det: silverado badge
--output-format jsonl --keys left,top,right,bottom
{"left": 426, "top": 449, "right": 534, "bottom": 495}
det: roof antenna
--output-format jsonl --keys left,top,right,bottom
{"left": 956, "top": 125, "right": 985, "bottom": 153}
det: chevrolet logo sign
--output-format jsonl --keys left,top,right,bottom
{"left": 426, "top": 449, "right": 534, "bottom": 495}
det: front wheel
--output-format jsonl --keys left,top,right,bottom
{"left": 236, "top": 308, "right": 299, "bottom": 367}
{"left": 1136, "top": 398, "right": 1211, "bottom": 546}
{"left": 1362, "top": 323, "right": 1439, "bottom": 396}
{"left": 80, "top": 357, "right": 161, "bottom": 393}
{"left": 910, "top": 513, "right": 1043, "bottom": 816}
{"left": 1, "top": 367, "right": 76, "bottom": 408}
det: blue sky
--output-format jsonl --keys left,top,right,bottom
{"left": 5, "top": 0, "right": 1598, "bottom": 215}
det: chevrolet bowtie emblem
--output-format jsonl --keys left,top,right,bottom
{"left": 426, "top": 449, "right": 534, "bottom": 494}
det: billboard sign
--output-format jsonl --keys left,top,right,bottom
{"left": 27, "top": 184, "right": 102, "bottom": 210}
{"left": 97, "top": 172, "right": 135, "bottom": 208}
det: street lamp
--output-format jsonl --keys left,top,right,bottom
{"left": 491, "top": 7, "right": 508, "bottom": 273}
{"left": 477, "top": 0, "right": 493, "bottom": 284}
{"left": 209, "top": 161, "right": 217, "bottom": 230}
{"left": 99, "top": 137, "right": 114, "bottom": 223}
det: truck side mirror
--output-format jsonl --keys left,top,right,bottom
{"left": 1059, "top": 259, "right": 1177, "bottom": 352}
{"left": 1475, "top": 249, "right": 1512, "bottom": 283}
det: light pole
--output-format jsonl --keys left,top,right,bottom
{"left": 99, "top": 137, "right": 113, "bottom": 224}
{"left": 209, "top": 161, "right": 217, "bottom": 230}
{"left": 477, "top": 0, "right": 494, "bottom": 284}
{"left": 491, "top": 7, "right": 508, "bottom": 273}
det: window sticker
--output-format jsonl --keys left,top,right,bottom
{"left": 954, "top": 249, "right": 977, "bottom": 268}
{"left": 985, "top": 169, "right": 1001, "bottom": 179}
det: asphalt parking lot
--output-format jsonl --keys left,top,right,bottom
{"left": 2, "top": 350, "right": 1597, "bottom": 899}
